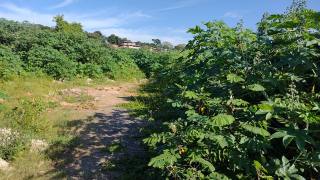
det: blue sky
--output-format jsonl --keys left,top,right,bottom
{"left": 0, "top": 0, "right": 319, "bottom": 44}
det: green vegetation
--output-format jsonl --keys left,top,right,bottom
{"left": 0, "top": 15, "right": 148, "bottom": 81}
{"left": 0, "top": 12, "right": 171, "bottom": 178}
{"left": 124, "top": 1, "right": 320, "bottom": 179}
{"left": 0, "top": 0, "right": 319, "bottom": 179}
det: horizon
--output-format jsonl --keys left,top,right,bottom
{"left": 0, "top": 0, "right": 319, "bottom": 45}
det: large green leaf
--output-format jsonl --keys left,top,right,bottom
{"left": 148, "top": 150, "right": 180, "bottom": 169}
{"left": 248, "top": 84, "right": 266, "bottom": 92}
{"left": 210, "top": 114, "right": 235, "bottom": 127}
{"left": 191, "top": 156, "right": 215, "bottom": 172}
{"left": 227, "top": 73, "right": 245, "bottom": 83}
{"left": 241, "top": 124, "right": 270, "bottom": 137}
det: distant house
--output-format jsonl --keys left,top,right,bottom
{"left": 119, "top": 40, "right": 140, "bottom": 49}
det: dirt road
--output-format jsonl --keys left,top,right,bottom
{"left": 58, "top": 83, "right": 146, "bottom": 179}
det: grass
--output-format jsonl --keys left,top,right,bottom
{"left": 0, "top": 151, "right": 60, "bottom": 180}
{"left": 118, "top": 93, "right": 154, "bottom": 120}
{"left": 0, "top": 74, "right": 120, "bottom": 178}
{"left": 0, "top": 73, "right": 145, "bottom": 178}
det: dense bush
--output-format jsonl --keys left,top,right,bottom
{"left": 5, "top": 98, "right": 50, "bottom": 135}
{"left": 27, "top": 46, "right": 77, "bottom": 79}
{"left": 0, "top": 17, "right": 151, "bottom": 81}
{"left": 124, "top": 48, "right": 179, "bottom": 78}
{"left": 142, "top": 1, "right": 320, "bottom": 179}
{"left": 0, "top": 45, "right": 23, "bottom": 79}
{"left": 78, "top": 63, "right": 103, "bottom": 78}
{"left": 102, "top": 49, "right": 145, "bottom": 80}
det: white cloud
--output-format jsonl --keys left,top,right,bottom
{"left": 223, "top": 11, "right": 243, "bottom": 19}
{"left": 0, "top": 2, "right": 150, "bottom": 29}
{"left": 0, "top": 3, "right": 55, "bottom": 26}
{"left": 154, "top": 0, "right": 200, "bottom": 12}
{"left": 52, "top": 0, "right": 76, "bottom": 9}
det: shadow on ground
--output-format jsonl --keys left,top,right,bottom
{"left": 47, "top": 108, "right": 149, "bottom": 179}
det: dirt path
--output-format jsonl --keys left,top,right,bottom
{"left": 58, "top": 83, "right": 146, "bottom": 179}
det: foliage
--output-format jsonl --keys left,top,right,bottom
{"left": 0, "top": 45, "right": 23, "bottom": 79}
{"left": 124, "top": 48, "right": 179, "bottom": 78}
{"left": 27, "top": 46, "right": 77, "bottom": 79}
{"left": 106, "top": 34, "right": 123, "bottom": 45}
{"left": 140, "top": 1, "right": 320, "bottom": 179}
{"left": 5, "top": 98, "right": 51, "bottom": 135}
{"left": 54, "top": 15, "right": 83, "bottom": 34}
{"left": 0, "top": 17, "right": 149, "bottom": 81}
{"left": 0, "top": 128, "right": 25, "bottom": 160}
{"left": 78, "top": 63, "right": 103, "bottom": 78}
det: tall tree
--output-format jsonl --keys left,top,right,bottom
{"left": 53, "top": 15, "right": 83, "bottom": 34}
{"left": 107, "top": 34, "right": 122, "bottom": 45}
{"left": 152, "top": 39, "right": 161, "bottom": 47}
{"left": 162, "top": 41, "right": 174, "bottom": 50}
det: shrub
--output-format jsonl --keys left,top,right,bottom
{"left": 5, "top": 98, "right": 50, "bottom": 135}
{"left": 26, "top": 46, "right": 77, "bottom": 80}
{"left": 102, "top": 50, "right": 145, "bottom": 80}
{"left": 143, "top": 1, "right": 320, "bottom": 179}
{"left": 78, "top": 63, "right": 103, "bottom": 78}
{"left": 0, "top": 45, "right": 23, "bottom": 79}
{"left": 0, "top": 128, "right": 25, "bottom": 160}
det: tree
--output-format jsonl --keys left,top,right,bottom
{"left": 53, "top": 15, "right": 83, "bottom": 34}
{"left": 162, "top": 41, "right": 174, "bottom": 50}
{"left": 87, "top": 31, "right": 107, "bottom": 44}
{"left": 107, "top": 34, "right": 122, "bottom": 45}
{"left": 152, "top": 39, "right": 161, "bottom": 47}
{"left": 174, "top": 44, "right": 186, "bottom": 51}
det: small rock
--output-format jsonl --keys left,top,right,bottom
{"left": 0, "top": 158, "right": 9, "bottom": 171}
{"left": 86, "top": 78, "right": 93, "bottom": 84}
{"left": 0, "top": 99, "right": 4, "bottom": 103}
{"left": 30, "top": 139, "right": 49, "bottom": 152}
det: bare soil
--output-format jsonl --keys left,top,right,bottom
{"left": 58, "top": 82, "right": 146, "bottom": 179}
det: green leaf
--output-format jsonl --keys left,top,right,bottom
{"left": 148, "top": 150, "right": 180, "bottom": 169}
{"left": 208, "top": 134, "right": 229, "bottom": 148}
{"left": 210, "top": 114, "right": 235, "bottom": 127}
{"left": 266, "top": 112, "right": 273, "bottom": 120}
{"left": 208, "top": 172, "right": 230, "bottom": 180}
{"left": 227, "top": 73, "right": 245, "bottom": 83}
{"left": 295, "top": 136, "right": 305, "bottom": 151}
{"left": 241, "top": 124, "right": 270, "bottom": 137}
{"left": 187, "top": 25, "right": 202, "bottom": 34}
{"left": 248, "top": 84, "right": 265, "bottom": 92}
{"left": 184, "top": 91, "right": 199, "bottom": 100}
{"left": 227, "top": 99, "right": 249, "bottom": 107}
{"left": 306, "top": 39, "right": 319, "bottom": 46}
{"left": 283, "top": 135, "right": 294, "bottom": 148}
{"left": 257, "top": 103, "right": 274, "bottom": 114}
{"left": 191, "top": 157, "right": 215, "bottom": 172}
{"left": 253, "top": 160, "right": 268, "bottom": 174}
{"left": 204, "top": 22, "right": 214, "bottom": 28}
{"left": 270, "top": 131, "right": 287, "bottom": 139}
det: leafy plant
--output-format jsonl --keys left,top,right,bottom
{"left": 139, "top": 0, "right": 320, "bottom": 179}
